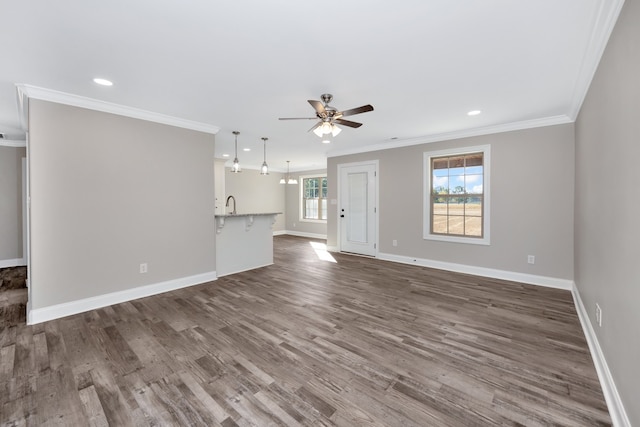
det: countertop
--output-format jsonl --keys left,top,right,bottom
{"left": 215, "top": 212, "right": 282, "bottom": 218}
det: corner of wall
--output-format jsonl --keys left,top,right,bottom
{"left": 571, "top": 282, "right": 632, "bottom": 427}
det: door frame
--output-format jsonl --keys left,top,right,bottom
{"left": 336, "top": 160, "right": 379, "bottom": 257}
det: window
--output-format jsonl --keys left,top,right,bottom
{"left": 301, "top": 175, "right": 327, "bottom": 221}
{"left": 424, "top": 145, "right": 490, "bottom": 245}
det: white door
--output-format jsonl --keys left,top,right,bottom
{"left": 339, "top": 162, "right": 377, "bottom": 256}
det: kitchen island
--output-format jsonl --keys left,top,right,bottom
{"left": 215, "top": 212, "right": 281, "bottom": 277}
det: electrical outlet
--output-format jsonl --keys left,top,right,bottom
{"left": 139, "top": 263, "right": 148, "bottom": 274}
{"left": 392, "top": 239, "right": 398, "bottom": 247}
{"left": 527, "top": 255, "right": 535, "bottom": 264}
{"left": 293, "top": 223, "right": 296, "bottom": 228}
{"left": 595, "top": 303, "right": 602, "bottom": 327}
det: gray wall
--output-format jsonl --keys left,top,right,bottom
{"left": 284, "top": 168, "right": 328, "bottom": 237}
{"left": 575, "top": 0, "right": 639, "bottom": 423}
{"left": 0, "top": 145, "right": 25, "bottom": 263}
{"left": 328, "top": 124, "right": 575, "bottom": 280}
{"left": 225, "top": 167, "right": 286, "bottom": 232}
{"left": 28, "top": 100, "right": 216, "bottom": 309}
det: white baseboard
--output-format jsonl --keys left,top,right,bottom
{"left": 216, "top": 262, "right": 273, "bottom": 278}
{"left": 0, "top": 258, "right": 26, "bottom": 269}
{"left": 572, "top": 283, "right": 631, "bottom": 427}
{"left": 377, "top": 252, "right": 573, "bottom": 290}
{"left": 27, "top": 271, "right": 217, "bottom": 325}
{"left": 326, "top": 245, "right": 338, "bottom": 252}
{"left": 273, "top": 230, "right": 287, "bottom": 236}
{"left": 282, "top": 230, "right": 327, "bottom": 240}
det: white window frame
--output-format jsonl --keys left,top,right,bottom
{"left": 299, "top": 173, "right": 328, "bottom": 223}
{"left": 423, "top": 145, "right": 491, "bottom": 245}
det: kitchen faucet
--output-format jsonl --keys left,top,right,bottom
{"left": 225, "top": 195, "right": 237, "bottom": 215}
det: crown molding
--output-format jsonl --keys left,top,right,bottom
{"left": 327, "top": 114, "right": 573, "bottom": 158}
{"left": 567, "top": 0, "right": 626, "bottom": 120}
{"left": 0, "top": 139, "right": 26, "bottom": 148}
{"left": 15, "top": 84, "right": 220, "bottom": 134}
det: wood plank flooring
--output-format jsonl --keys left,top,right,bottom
{"left": 1, "top": 235, "right": 611, "bottom": 426}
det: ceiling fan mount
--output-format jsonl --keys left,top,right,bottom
{"left": 279, "top": 93, "right": 374, "bottom": 136}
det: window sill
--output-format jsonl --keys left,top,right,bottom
{"left": 299, "top": 219, "right": 327, "bottom": 224}
{"left": 423, "top": 233, "right": 490, "bottom": 245}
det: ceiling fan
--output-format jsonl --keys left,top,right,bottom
{"left": 279, "top": 94, "right": 374, "bottom": 137}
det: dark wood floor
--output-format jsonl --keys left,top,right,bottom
{"left": 1, "top": 235, "right": 610, "bottom": 426}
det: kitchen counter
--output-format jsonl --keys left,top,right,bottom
{"left": 215, "top": 212, "right": 281, "bottom": 217}
{"left": 215, "top": 212, "right": 281, "bottom": 277}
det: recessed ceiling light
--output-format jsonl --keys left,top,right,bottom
{"left": 222, "top": 154, "right": 230, "bottom": 157}
{"left": 93, "top": 78, "right": 113, "bottom": 86}
{"left": 243, "top": 148, "right": 251, "bottom": 152}
{"left": 467, "top": 110, "right": 481, "bottom": 116}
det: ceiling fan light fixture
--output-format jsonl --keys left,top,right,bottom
{"left": 322, "top": 135, "right": 332, "bottom": 144}
{"left": 314, "top": 122, "right": 340, "bottom": 139}
{"left": 280, "top": 94, "right": 374, "bottom": 140}
{"left": 321, "top": 122, "right": 333, "bottom": 135}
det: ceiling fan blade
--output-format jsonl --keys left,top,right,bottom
{"left": 340, "top": 104, "right": 374, "bottom": 117}
{"left": 308, "top": 100, "right": 326, "bottom": 116}
{"left": 279, "top": 117, "right": 317, "bottom": 120}
{"left": 308, "top": 122, "right": 322, "bottom": 132}
{"left": 334, "top": 118, "right": 362, "bottom": 128}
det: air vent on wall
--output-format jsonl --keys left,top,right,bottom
{"left": 0, "top": 133, "right": 5, "bottom": 139}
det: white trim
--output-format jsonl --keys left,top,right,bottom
{"left": 273, "top": 230, "right": 288, "bottom": 236}
{"left": 216, "top": 263, "right": 272, "bottom": 278}
{"left": 16, "top": 84, "right": 28, "bottom": 131}
{"left": 337, "top": 160, "right": 379, "bottom": 257}
{"left": 27, "top": 271, "right": 217, "bottom": 324}
{"left": 25, "top": 131, "right": 31, "bottom": 292}
{"left": 283, "top": 230, "right": 327, "bottom": 240}
{"left": 15, "top": 84, "right": 220, "bottom": 135}
{"left": 0, "top": 139, "right": 26, "bottom": 148}
{"left": 326, "top": 245, "right": 339, "bottom": 252}
{"left": 21, "top": 158, "right": 27, "bottom": 266}
{"left": 0, "top": 258, "right": 26, "bottom": 269}
{"left": 377, "top": 252, "right": 573, "bottom": 290}
{"left": 423, "top": 145, "right": 491, "bottom": 246}
{"left": 327, "top": 115, "right": 572, "bottom": 158}
{"left": 299, "top": 173, "right": 328, "bottom": 223}
{"left": 568, "top": 0, "right": 626, "bottom": 120}
{"left": 571, "top": 283, "right": 631, "bottom": 427}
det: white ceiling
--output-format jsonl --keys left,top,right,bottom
{"left": 0, "top": 0, "right": 622, "bottom": 171}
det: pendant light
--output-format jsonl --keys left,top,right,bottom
{"left": 279, "top": 161, "right": 298, "bottom": 185}
{"left": 231, "top": 131, "right": 241, "bottom": 173}
{"left": 260, "top": 137, "right": 269, "bottom": 175}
